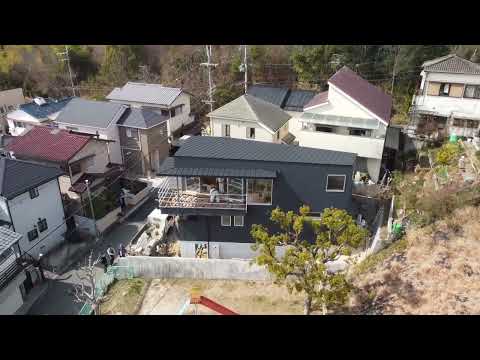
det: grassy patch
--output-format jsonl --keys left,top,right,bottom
{"left": 100, "top": 278, "right": 149, "bottom": 315}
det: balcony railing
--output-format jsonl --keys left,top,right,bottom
{"left": 158, "top": 189, "right": 247, "bottom": 211}
{"left": 0, "top": 252, "right": 25, "bottom": 291}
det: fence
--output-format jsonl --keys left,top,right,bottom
{"left": 78, "top": 265, "right": 134, "bottom": 315}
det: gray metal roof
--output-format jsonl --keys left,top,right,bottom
{"left": 247, "top": 85, "right": 289, "bottom": 107}
{"left": 55, "top": 98, "right": 128, "bottom": 129}
{"left": 423, "top": 54, "right": 480, "bottom": 75}
{"left": 175, "top": 136, "right": 356, "bottom": 166}
{"left": 0, "top": 226, "right": 22, "bottom": 256}
{"left": 207, "top": 94, "right": 291, "bottom": 133}
{"left": 0, "top": 158, "right": 64, "bottom": 200}
{"left": 106, "top": 82, "right": 183, "bottom": 106}
{"left": 117, "top": 108, "right": 168, "bottom": 129}
{"left": 283, "top": 89, "right": 317, "bottom": 112}
{"left": 158, "top": 157, "right": 277, "bottom": 178}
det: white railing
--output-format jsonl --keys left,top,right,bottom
{"left": 158, "top": 189, "right": 247, "bottom": 211}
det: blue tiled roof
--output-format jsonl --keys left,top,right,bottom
{"left": 20, "top": 97, "right": 73, "bottom": 120}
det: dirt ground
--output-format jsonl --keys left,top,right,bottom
{"left": 349, "top": 205, "right": 480, "bottom": 315}
{"left": 100, "top": 278, "right": 149, "bottom": 315}
{"left": 139, "top": 278, "right": 306, "bottom": 315}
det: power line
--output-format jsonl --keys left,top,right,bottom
{"left": 56, "top": 45, "right": 77, "bottom": 97}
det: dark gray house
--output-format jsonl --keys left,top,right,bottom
{"left": 157, "top": 136, "right": 356, "bottom": 259}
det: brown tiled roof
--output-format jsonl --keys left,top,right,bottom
{"left": 423, "top": 54, "right": 480, "bottom": 75}
{"left": 328, "top": 66, "right": 392, "bottom": 124}
{"left": 304, "top": 91, "right": 329, "bottom": 109}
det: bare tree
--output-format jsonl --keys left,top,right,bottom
{"left": 72, "top": 250, "right": 104, "bottom": 315}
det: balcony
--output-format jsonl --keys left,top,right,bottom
{"left": 0, "top": 251, "right": 26, "bottom": 292}
{"left": 158, "top": 189, "right": 247, "bottom": 211}
{"left": 413, "top": 94, "right": 480, "bottom": 119}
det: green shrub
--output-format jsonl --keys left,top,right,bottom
{"left": 435, "top": 142, "right": 463, "bottom": 165}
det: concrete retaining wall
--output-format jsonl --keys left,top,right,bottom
{"left": 124, "top": 183, "right": 152, "bottom": 206}
{"left": 75, "top": 207, "right": 121, "bottom": 236}
{"left": 117, "top": 256, "right": 271, "bottom": 281}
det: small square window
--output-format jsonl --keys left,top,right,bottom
{"left": 28, "top": 228, "right": 39, "bottom": 242}
{"left": 247, "top": 127, "right": 255, "bottom": 139}
{"left": 326, "top": 175, "right": 346, "bottom": 192}
{"left": 38, "top": 218, "right": 48, "bottom": 232}
{"left": 234, "top": 216, "right": 244, "bottom": 227}
{"left": 221, "top": 216, "right": 231, "bottom": 227}
{"left": 29, "top": 188, "right": 39, "bottom": 199}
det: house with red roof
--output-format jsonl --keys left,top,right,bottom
{"left": 289, "top": 66, "right": 393, "bottom": 182}
{"left": 5, "top": 126, "right": 111, "bottom": 199}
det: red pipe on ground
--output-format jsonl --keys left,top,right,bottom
{"left": 191, "top": 296, "right": 238, "bottom": 315}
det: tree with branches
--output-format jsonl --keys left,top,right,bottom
{"left": 71, "top": 250, "right": 105, "bottom": 315}
{"left": 251, "top": 205, "right": 369, "bottom": 315}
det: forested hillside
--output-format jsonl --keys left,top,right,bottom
{"left": 1, "top": 45, "right": 479, "bottom": 124}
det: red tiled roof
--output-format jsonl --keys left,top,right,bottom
{"left": 6, "top": 126, "right": 91, "bottom": 163}
{"left": 328, "top": 66, "right": 392, "bottom": 124}
{"left": 304, "top": 91, "right": 329, "bottom": 109}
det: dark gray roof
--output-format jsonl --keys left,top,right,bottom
{"left": 283, "top": 89, "right": 317, "bottom": 112}
{"left": 117, "top": 108, "right": 168, "bottom": 129}
{"left": 106, "top": 82, "right": 184, "bottom": 106}
{"left": 0, "top": 226, "right": 22, "bottom": 256}
{"left": 175, "top": 136, "right": 356, "bottom": 166}
{"left": 55, "top": 98, "right": 128, "bottom": 129}
{"left": 0, "top": 158, "right": 64, "bottom": 200}
{"left": 158, "top": 157, "right": 277, "bottom": 178}
{"left": 20, "top": 97, "right": 72, "bottom": 120}
{"left": 247, "top": 85, "right": 289, "bottom": 107}
{"left": 422, "top": 54, "right": 480, "bottom": 75}
{"left": 207, "top": 94, "right": 291, "bottom": 133}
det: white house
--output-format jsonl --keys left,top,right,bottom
{"left": 54, "top": 98, "right": 127, "bottom": 165}
{"left": 207, "top": 94, "right": 293, "bottom": 144}
{"left": 0, "top": 88, "right": 25, "bottom": 134}
{"left": 0, "top": 158, "right": 66, "bottom": 259}
{"left": 106, "top": 82, "right": 196, "bottom": 138}
{"left": 6, "top": 97, "right": 72, "bottom": 136}
{"left": 410, "top": 54, "right": 480, "bottom": 139}
{"left": 290, "top": 66, "right": 392, "bottom": 182}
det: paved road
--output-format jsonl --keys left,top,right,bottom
{"left": 28, "top": 198, "right": 157, "bottom": 315}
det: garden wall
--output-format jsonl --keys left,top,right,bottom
{"left": 124, "top": 184, "right": 152, "bottom": 206}
{"left": 74, "top": 207, "right": 121, "bottom": 236}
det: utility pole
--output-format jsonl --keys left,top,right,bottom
{"left": 85, "top": 180, "right": 99, "bottom": 241}
{"left": 57, "top": 45, "right": 76, "bottom": 97}
{"left": 243, "top": 45, "right": 248, "bottom": 93}
{"left": 391, "top": 45, "right": 400, "bottom": 96}
{"left": 200, "top": 45, "right": 218, "bottom": 135}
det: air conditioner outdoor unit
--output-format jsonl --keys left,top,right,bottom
{"left": 33, "top": 97, "right": 47, "bottom": 106}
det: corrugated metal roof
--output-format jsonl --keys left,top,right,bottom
{"left": 0, "top": 227, "right": 22, "bottom": 256}
{"left": 117, "top": 108, "right": 168, "bottom": 129}
{"left": 328, "top": 66, "right": 392, "bottom": 124}
{"left": 423, "top": 54, "right": 480, "bottom": 75}
{"left": 175, "top": 136, "right": 356, "bottom": 166}
{"left": 19, "top": 97, "right": 72, "bottom": 120}
{"left": 158, "top": 157, "right": 277, "bottom": 178}
{"left": 0, "top": 158, "right": 64, "bottom": 200}
{"left": 106, "top": 82, "right": 183, "bottom": 106}
{"left": 207, "top": 94, "right": 291, "bottom": 132}
{"left": 6, "top": 127, "right": 91, "bottom": 163}
{"left": 246, "top": 85, "right": 289, "bottom": 107}
{"left": 55, "top": 98, "right": 127, "bottom": 129}
{"left": 283, "top": 89, "right": 317, "bottom": 112}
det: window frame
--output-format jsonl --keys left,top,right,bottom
{"left": 37, "top": 218, "right": 48, "bottom": 233}
{"left": 325, "top": 174, "right": 346, "bottom": 192}
{"left": 464, "top": 84, "right": 480, "bottom": 99}
{"left": 223, "top": 124, "right": 230, "bottom": 137}
{"left": 221, "top": 216, "right": 231, "bottom": 227}
{"left": 439, "top": 83, "right": 451, "bottom": 96}
{"left": 29, "top": 187, "right": 39, "bottom": 199}
{"left": 246, "top": 179, "right": 273, "bottom": 206}
{"left": 233, "top": 215, "right": 244, "bottom": 227}
{"left": 28, "top": 228, "right": 39, "bottom": 242}
{"left": 247, "top": 127, "right": 255, "bottom": 139}
{"left": 14, "top": 121, "right": 25, "bottom": 128}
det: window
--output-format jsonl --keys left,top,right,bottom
{"left": 125, "top": 128, "right": 138, "bottom": 139}
{"left": 66, "top": 126, "right": 79, "bottom": 131}
{"left": 221, "top": 216, "right": 231, "bottom": 227}
{"left": 161, "top": 109, "right": 169, "bottom": 117}
{"left": 349, "top": 128, "right": 370, "bottom": 136}
{"left": 466, "top": 120, "right": 477, "bottom": 129}
{"left": 234, "top": 216, "right": 244, "bottom": 227}
{"left": 453, "top": 119, "right": 463, "bottom": 127}
{"left": 29, "top": 188, "right": 39, "bottom": 199}
{"left": 247, "top": 179, "right": 273, "bottom": 205}
{"left": 70, "top": 162, "right": 82, "bottom": 176}
{"left": 326, "top": 175, "right": 346, "bottom": 192}
{"left": 27, "top": 228, "right": 39, "bottom": 242}
{"left": 37, "top": 218, "right": 48, "bottom": 232}
{"left": 182, "top": 177, "right": 200, "bottom": 192}
{"left": 276, "top": 131, "right": 280, "bottom": 140}
{"left": 126, "top": 128, "right": 132, "bottom": 137}
{"left": 223, "top": 124, "right": 230, "bottom": 137}
{"left": 176, "top": 105, "right": 183, "bottom": 115}
{"left": 170, "top": 108, "right": 176, "bottom": 117}
{"left": 315, "top": 126, "right": 332, "bottom": 133}
{"left": 14, "top": 121, "right": 24, "bottom": 128}
{"left": 439, "top": 83, "right": 450, "bottom": 96}
{"left": 464, "top": 85, "right": 480, "bottom": 99}
{"left": 247, "top": 127, "right": 255, "bottom": 139}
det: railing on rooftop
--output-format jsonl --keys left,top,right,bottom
{"left": 158, "top": 189, "right": 247, "bottom": 211}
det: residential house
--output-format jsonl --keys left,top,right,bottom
{"left": 0, "top": 88, "right": 25, "bottom": 134}
{"left": 117, "top": 107, "right": 169, "bottom": 177}
{"left": 290, "top": 66, "right": 393, "bottom": 182}
{"left": 54, "top": 98, "right": 128, "bottom": 165}
{"left": 207, "top": 94, "right": 293, "bottom": 144}
{"left": 5, "top": 126, "right": 111, "bottom": 200}
{"left": 106, "top": 82, "right": 197, "bottom": 139}
{"left": 157, "top": 136, "right": 356, "bottom": 259}
{"left": 6, "top": 97, "right": 72, "bottom": 136}
{"left": 0, "top": 158, "right": 66, "bottom": 258}
{"left": 410, "top": 54, "right": 480, "bottom": 139}
{"left": 0, "top": 227, "right": 44, "bottom": 315}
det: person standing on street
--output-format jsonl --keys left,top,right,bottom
{"left": 107, "top": 246, "right": 116, "bottom": 265}
{"left": 100, "top": 254, "right": 109, "bottom": 273}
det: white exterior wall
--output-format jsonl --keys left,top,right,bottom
{"left": 6, "top": 118, "right": 36, "bottom": 136}
{"left": 415, "top": 72, "right": 480, "bottom": 118}
{"left": 8, "top": 179, "right": 66, "bottom": 258}
{"left": 210, "top": 117, "right": 274, "bottom": 142}
{"left": 0, "top": 271, "right": 26, "bottom": 315}
{"left": 180, "top": 241, "right": 286, "bottom": 260}
{"left": 69, "top": 139, "right": 110, "bottom": 174}
{"left": 0, "top": 197, "right": 10, "bottom": 223}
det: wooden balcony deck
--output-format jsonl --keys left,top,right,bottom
{"left": 158, "top": 190, "right": 246, "bottom": 211}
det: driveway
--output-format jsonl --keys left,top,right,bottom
{"left": 27, "top": 198, "right": 157, "bottom": 315}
